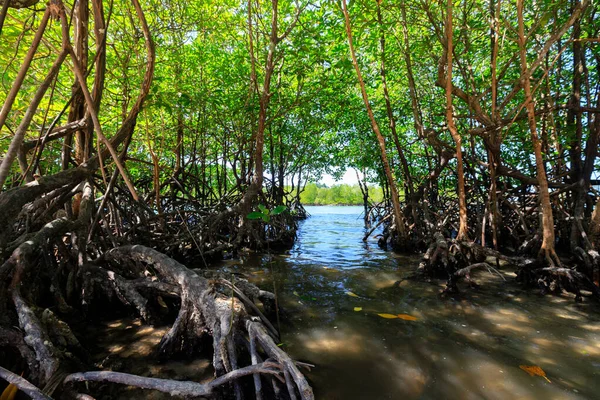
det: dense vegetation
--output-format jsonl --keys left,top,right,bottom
{"left": 1, "top": 0, "right": 599, "bottom": 398}
{"left": 299, "top": 183, "right": 384, "bottom": 205}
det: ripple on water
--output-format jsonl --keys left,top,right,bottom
{"left": 216, "top": 206, "right": 600, "bottom": 400}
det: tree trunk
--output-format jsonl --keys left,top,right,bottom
{"left": 444, "top": 0, "right": 469, "bottom": 241}
{"left": 377, "top": 2, "right": 417, "bottom": 232}
{"left": 341, "top": 0, "right": 408, "bottom": 249}
{"left": 517, "top": 0, "right": 560, "bottom": 266}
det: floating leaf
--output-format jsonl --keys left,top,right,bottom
{"left": 293, "top": 291, "right": 300, "bottom": 297}
{"left": 0, "top": 382, "right": 18, "bottom": 400}
{"left": 519, "top": 365, "right": 551, "bottom": 383}
{"left": 377, "top": 313, "right": 399, "bottom": 319}
{"left": 346, "top": 291, "right": 359, "bottom": 298}
{"left": 354, "top": 307, "right": 362, "bottom": 312}
{"left": 397, "top": 314, "right": 418, "bottom": 321}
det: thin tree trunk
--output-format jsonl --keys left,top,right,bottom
{"left": 341, "top": 0, "right": 407, "bottom": 247}
{"left": 567, "top": 2, "right": 586, "bottom": 251}
{"left": 239, "top": 0, "right": 280, "bottom": 216}
{"left": 400, "top": 3, "right": 424, "bottom": 140}
{"left": 517, "top": 0, "right": 560, "bottom": 266}
{"left": 377, "top": 2, "right": 417, "bottom": 229}
{"left": 0, "top": 7, "right": 51, "bottom": 135}
{"left": 0, "top": 51, "right": 68, "bottom": 188}
{"left": 444, "top": 0, "right": 469, "bottom": 241}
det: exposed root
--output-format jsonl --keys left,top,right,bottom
{"left": 64, "top": 362, "right": 284, "bottom": 398}
{"left": 0, "top": 365, "right": 51, "bottom": 400}
{"left": 531, "top": 267, "right": 600, "bottom": 302}
{"left": 98, "top": 245, "right": 314, "bottom": 399}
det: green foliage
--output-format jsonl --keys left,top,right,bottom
{"left": 1, "top": 0, "right": 597, "bottom": 225}
{"left": 299, "top": 183, "right": 384, "bottom": 206}
{"left": 247, "top": 204, "right": 288, "bottom": 223}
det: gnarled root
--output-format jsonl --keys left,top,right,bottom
{"left": 532, "top": 267, "right": 600, "bottom": 302}
{"left": 418, "top": 232, "right": 449, "bottom": 275}
{"left": 100, "top": 245, "right": 314, "bottom": 399}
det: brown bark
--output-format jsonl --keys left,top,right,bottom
{"left": 0, "top": 50, "right": 68, "bottom": 187}
{"left": 377, "top": 2, "right": 417, "bottom": 229}
{"left": 341, "top": 0, "right": 407, "bottom": 245}
{"left": 400, "top": 3, "right": 424, "bottom": 140}
{"left": 444, "top": 0, "right": 469, "bottom": 241}
{"left": 517, "top": 0, "right": 560, "bottom": 266}
{"left": 238, "top": 0, "right": 280, "bottom": 219}
{"left": 0, "top": 6, "right": 50, "bottom": 136}
{"left": 70, "top": 0, "right": 90, "bottom": 165}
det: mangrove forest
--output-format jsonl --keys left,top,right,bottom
{"left": 0, "top": 0, "right": 599, "bottom": 398}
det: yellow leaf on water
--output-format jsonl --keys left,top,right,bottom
{"left": 397, "top": 314, "right": 418, "bottom": 321}
{"left": 377, "top": 313, "right": 399, "bottom": 319}
{"left": 346, "top": 291, "right": 359, "bottom": 298}
{"left": 354, "top": 307, "right": 362, "bottom": 312}
{"left": 519, "top": 365, "right": 551, "bottom": 383}
{"left": 293, "top": 291, "right": 299, "bottom": 297}
{"left": 0, "top": 383, "right": 18, "bottom": 400}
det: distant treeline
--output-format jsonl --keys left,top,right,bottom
{"left": 297, "top": 183, "right": 384, "bottom": 205}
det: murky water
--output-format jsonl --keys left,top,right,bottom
{"left": 218, "top": 206, "right": 600, "bottom": 400}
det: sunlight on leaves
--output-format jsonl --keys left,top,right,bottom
{"left": 354, "top": 307, "right": 362, "bottom": 311}
{"left": 519, "top": 365, "right": 551, "bottom": 383}
{"left": 271, "top": 205, "right": 287, "bottom": 215}
{"left": 246, "top": 211, "right": 264, "bottom": 220}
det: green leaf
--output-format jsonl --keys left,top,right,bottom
{"left": 258, "top": 204, "right": 268, "bottom": 214}
{"left": 247, "top": 212, "right": 264, "bottom": 220}
{"left": 261, "top": 214, "right": 270, "bottom": 223}
{"left": 271, "top": 205, "right": 287, "bottom": 215}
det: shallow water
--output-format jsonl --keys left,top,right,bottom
{"left": 218, "top": 206, "right": 600, "bottom": 400}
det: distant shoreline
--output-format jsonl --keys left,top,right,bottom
{"left": 303, "top": 203, "right": 363, "bottom": 206}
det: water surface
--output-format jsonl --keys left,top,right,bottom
{"left": 220, "top": 206, "right": 600, "bottom": 399}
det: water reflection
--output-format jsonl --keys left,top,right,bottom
{"left": 218, "top": 206, "right": 600, "bottom": 399}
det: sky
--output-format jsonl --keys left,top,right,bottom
{"left": 319, "top": 169, "right": 361, "bottom": 186}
